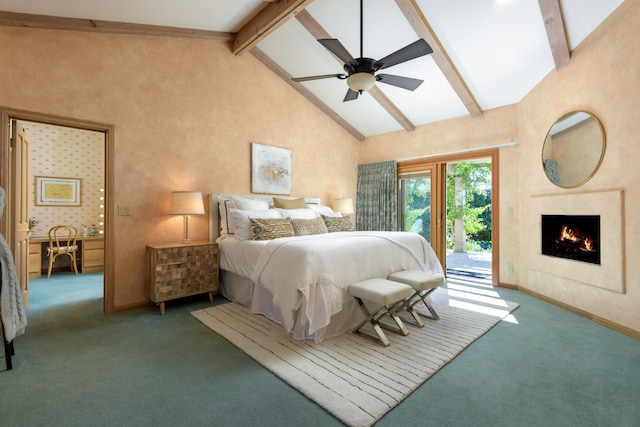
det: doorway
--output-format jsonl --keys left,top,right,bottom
{"left": 445, "top": 159, "right": 493, "bottom": 281}
{"left": 0, "top": 107, "right": 115, "bottom": 313}
{"left": 398, "top": 149, "right": 499, "bottom": 284}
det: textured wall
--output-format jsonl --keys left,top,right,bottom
{"left": 23, "top": 121, "right": 105, "bottom": 237}
{"left": 0, "top": 27, "right": 359, "bottom": 310}
{"left": 514, "top": 0, "right": 640, "bottom": 334}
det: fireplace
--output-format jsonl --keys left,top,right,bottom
{"left": 541, "top": 214, "right": 600, "bottom": 265}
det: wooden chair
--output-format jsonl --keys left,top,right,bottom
{"left": 47, "top": 225, "right": 79, "bottom": 278}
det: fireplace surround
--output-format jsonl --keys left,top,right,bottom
{"left": 529, "top": 190, "right": 624, "bottom": 293}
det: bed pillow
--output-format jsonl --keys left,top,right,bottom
{"left": 322, "top": 215, "right": 355, "bottom": 232}
{"left": 275, "top": 208, "right": 319, "bottom": 219}
{"left": 231, "top": 195, "right": 269, "bottom": 211}
{"left": 307, "top": 204, "right": 335, "bottom": 215}
{"left": 273, "top": 197, "right": 306, "bottom": 209}
{"left": 229, "top": 208, "right": 281, "bottom": 240}
{"left": 291, "top": 217, "right": 328, "bottom": 236}
{"left": 250, "top": 217, "right": 294, "bottom": 240}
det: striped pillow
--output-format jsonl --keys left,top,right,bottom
{"left": 250, "top": 217, "right": 294, "bottom": 240}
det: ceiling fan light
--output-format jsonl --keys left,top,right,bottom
{"left": 347, "top": 72, "right": 376, "bottom": 93}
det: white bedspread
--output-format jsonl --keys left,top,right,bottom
{"left": 219, "top": 231, "right": 442, "bottom": 342}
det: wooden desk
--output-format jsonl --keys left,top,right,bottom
{"left": 28, "top": 235, "right": 104, "bottom": 278}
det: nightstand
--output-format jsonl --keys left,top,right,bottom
{"left": 145, "top": 241, "right": 218, "bottom": 315}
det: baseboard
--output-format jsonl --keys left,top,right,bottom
{"left": 514, "top": 285, "right": 640, "bottom": 340}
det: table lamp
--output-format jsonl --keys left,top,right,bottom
{"left": 169, "top": 191, "right": 205, "bottom": 243}
{"left": 333, "top": 198, "right": 354, "bottom": 216}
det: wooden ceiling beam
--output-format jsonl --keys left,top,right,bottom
{"left": 394, "top": 0, "right": 483, "bottom": 118}
{"left": 0, "top": 11, "right": 233, "bottom": 41}
{"left": 232, "top": 0, "right": 315, "bottom": 55}
{"left": 538, "top": 0, "right": 570, "bottom": 70}
{"left": 295, "top": 9, "right": 416, "bottom": 132}
{"left": 251, "top": 48, "right": 365, "bottom": 141}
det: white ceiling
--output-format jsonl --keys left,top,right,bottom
{"left": 0, "top": 0, "right": 624, "bottom": 139}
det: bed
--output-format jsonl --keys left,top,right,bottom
{"left": 208, "top": 194, "right": 444, "bottom": 342}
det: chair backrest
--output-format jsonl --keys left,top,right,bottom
{"left": 48, "top": 225, "right": 78, "bottom": 253}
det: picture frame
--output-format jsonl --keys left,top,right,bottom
{"left": 35, "top": 176, "right": 82, "bottom": 207}
{"left": 251, "top": 143, "right": 292, "bottom": 195}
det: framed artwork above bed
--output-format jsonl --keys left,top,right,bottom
{"left": 251, "top": 142, "right": 292, "bottom": 195}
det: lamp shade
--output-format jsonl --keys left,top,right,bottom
{"left": 169, "top": 191, "right": 205, "bottom": 215}
{"left": 347, "top": 72, "right": 376, "bottom": 93}
{"left": 333, "top": 198, "right": 354, "bottom": 214}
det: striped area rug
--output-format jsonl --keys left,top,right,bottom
{"left": 192, "top": 286, "right": 519, "bottom": 427}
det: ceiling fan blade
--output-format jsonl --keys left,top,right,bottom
{"left": 292, "top": 74, "right": 345, "bottom": 82}
{"left": 318, "top": 39, "right": 356, "bottom": 65}
{"left": 343, "top": 89, "right": 359, "bottom": 102}
{"left": 376, "top": 74, "right": 424, "bottom": 91}
{"left": 375, "top": 39, "right": 433, "bottom": 70}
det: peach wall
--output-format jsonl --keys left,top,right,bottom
{"left": 0, "top": 28, "right": 359, "bottom": 309}
{"left": 359, "top": 1, "right": 639, "bottom": 335}
{"left": 514, "top": 0, "right": 640, "bottom": 334}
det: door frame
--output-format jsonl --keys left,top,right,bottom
{"left": 0, "top": 107, "right": 115, "bottom": 313}
{"left": 397, "top": 148, "right": 499, "bottom": 284}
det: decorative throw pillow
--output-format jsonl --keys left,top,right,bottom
{"left": 250, "top": 217, "right": 294, "bottom": 240}
{"left": 229, "top": 208, "right": 281, "bottom": 240}
{"left": 218, "top": 197, "right": 233, "bottom": 236}
{"left": 322, "top": 215, "right": 354, "bottom": 232}
{"left": 291, "top": 217, "right": 328, "bottom": 236}
{"left": 273, "top": 197, "right": 306, "bottom": 209}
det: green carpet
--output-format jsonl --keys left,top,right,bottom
{"left": 1, "top": 271, "right": 639, "bottom": 426}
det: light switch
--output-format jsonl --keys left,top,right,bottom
{"left": 118, "top": 205, "right": 131, "bottom": 216}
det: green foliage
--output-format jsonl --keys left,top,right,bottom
{"left": 401, "top": 163, "right": 492, "bottom": 250}
{"left": 28, "top": 217, "right": 39, "bottom": 233}
{"left": 402, "top": 177, "right": 431, "bottom": 242}
{"left": 446, "top": 162, "right": 492, "bottom": 250}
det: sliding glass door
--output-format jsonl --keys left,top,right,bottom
{"left": 398, "top": 163, "right": 447, "bottom": 265}
{"left": 397, "top": 150, "right": 498, "bottom": 282}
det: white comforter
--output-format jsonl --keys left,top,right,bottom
{"left": 219, "top": 231, "right": 443, "bottom": 341}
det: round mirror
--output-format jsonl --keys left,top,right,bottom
{"left": 542, "top": 110, "right": 606, "bottom": 188}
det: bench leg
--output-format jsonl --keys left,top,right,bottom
{"left": 408, "top": 288, "right": 440, "bottom": 320}
{"left": 399, "top": 300, "right": 425, "bottom": 328}
{"left": 352, "top": 297, "right": 391, "bottom": 347}
{"left": 378, "top": 300, "right": 411, "bottom": 336}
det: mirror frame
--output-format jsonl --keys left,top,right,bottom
{"left": 542, "top": 110, "right": 606, "bottom": 188}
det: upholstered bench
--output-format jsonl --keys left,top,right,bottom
{"left": 387, "top": 270, "right": 445, "bottom": 327}
{"left": 348, "top": 278, "right": 415, "bottom": 347}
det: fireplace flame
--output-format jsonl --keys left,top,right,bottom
{"left": 556, "top": 225, "right": 595, "bottom": 252}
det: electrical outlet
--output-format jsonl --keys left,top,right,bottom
{"left": 507, "top": 264, "right": 513, "bottom": 273}
{"left": 118, "top": 205, "right": 131, "bottom": 216}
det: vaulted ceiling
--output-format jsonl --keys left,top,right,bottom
{"left": 0, "top": 0, "right": 624, "bottom": 140}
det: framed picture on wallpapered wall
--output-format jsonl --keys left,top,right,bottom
{"left": 35, "top": 176, "right": 82, "bottom": 207}
{"left": 251, "top": 143, "right": 292, "bottom": 195}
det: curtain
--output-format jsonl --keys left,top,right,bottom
{"left": 356, "top": 160, "right": 397, "bottom": 231}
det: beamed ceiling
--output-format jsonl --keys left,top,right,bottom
{"left": 0, "top": 0, "right": 624, "bottom": 140}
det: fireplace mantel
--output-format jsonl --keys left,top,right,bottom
{"left": 528, "top": 190, "right": 625, "bottom": 293}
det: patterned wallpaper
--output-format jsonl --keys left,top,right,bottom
{"left": 22, "top": 121, "right": 105, "bottom": 237}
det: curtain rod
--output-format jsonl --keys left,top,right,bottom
{"left": 397, "top": 141, "right": 518, "bottom": 162}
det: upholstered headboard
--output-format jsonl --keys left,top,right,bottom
{"left": 208, "top": 194, "right": 321, "bottom": 242}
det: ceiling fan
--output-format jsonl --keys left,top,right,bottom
{"left": 292, "top": 0, "right": 433, "bottom": 102}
